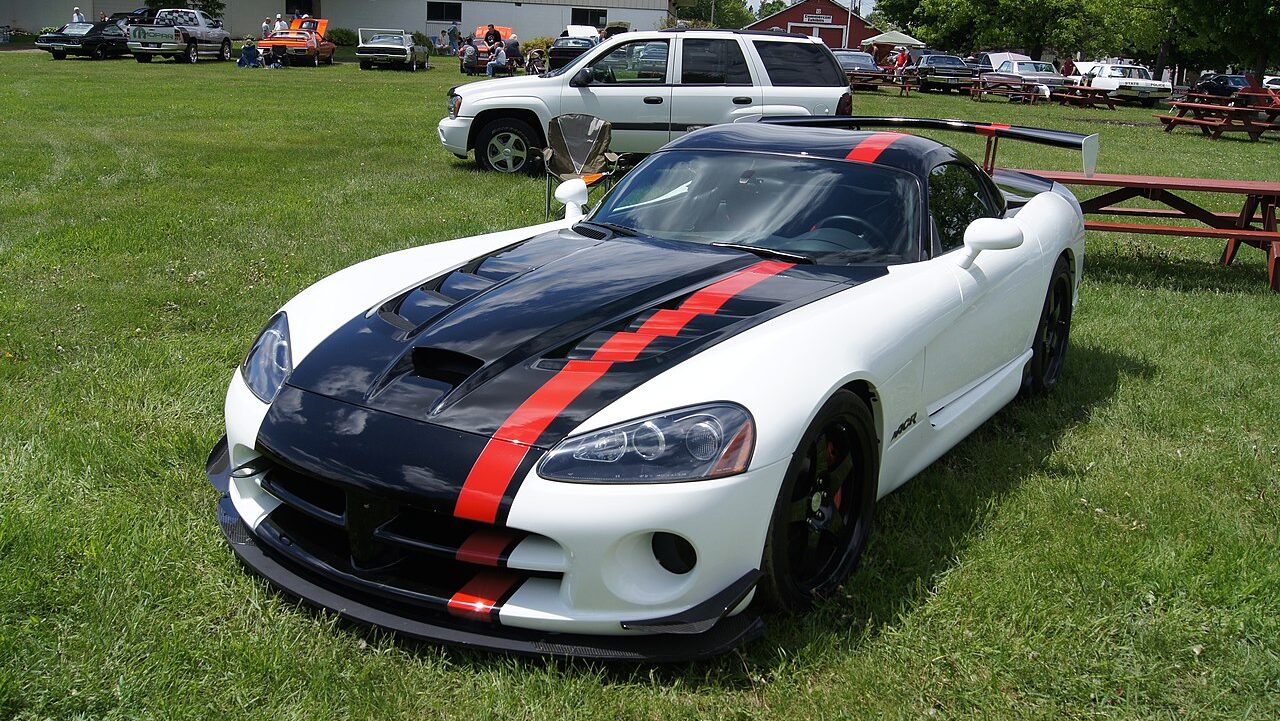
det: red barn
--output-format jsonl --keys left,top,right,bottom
{"left": 743, "top": 0, "right": 879, "bottom": 50}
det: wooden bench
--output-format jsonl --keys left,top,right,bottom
{"left": 1051, "top": 85, "right": 1116, "bottom": 110}
{"left": 1158, "top": 101, "right": 1275, "bottom": 141}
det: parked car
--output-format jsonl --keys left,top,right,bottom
{"left": 35, "top": 21, "right": 130, "bottom": 60}
{"left": 355, "top": 28, "right": 427, "bottom": 71}
{"left": 209, "top": 115, "right": 1090, "bottom": 661}
{"left": 259, "top": 18, "right": 336, "bottom": 67}
{"left": 126, "top": 8, "right": 230, "bottom": 63}
{"left": 108, "top": 9, "right": 156, "bottom": 30}
{"left": 439, "top": 29, "right": 852, "bottom": 173}
{"left": 973, "top": 51, "right": 1027, "bottom": 74}
{"left": 1265, "top": 76, "right": 1280, "bottom": 90}
{"left": 981, "top": 58, "right": 1066, "bottom": 97}
{"left": 1192, "top": 73, "right": 1249, "bottom": 99}
{"left": 1078, "top": 63, "right": 1172, "bottom": 106}
{"left": 459, "top": 37, "right": 492, "bottom": 75}
{"left": 833, "top": 50, "right": 887, "bottom": 89}
{"left": 913, "top": 53, "right": 977, "bottom": 92}
{"left": 547, "top": 36, "right": 595, "bottom": 70}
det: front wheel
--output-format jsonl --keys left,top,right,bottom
{"left": 1139, "top": 98, "right": 1157, "bottom": 108}
{"left": 359, "top": 60, "right": 371, "bottom": 70}
{"left": 220, "top": 39, "right": 232, "bottom": 61}
{"left": 91, "top": 45, "right": 107, "bottom": 60}
{"left": 184, "top": 42, "right": 198, "bottom": 63}
{"left": 134, "top": 53, "right": 151, "bottom": 63}
{"left": 324, "top": 51, "right": 334, "bottom": 65}
{"left": 757, "top": 390, "right": 878, "bottom": 611}
{"left": 1022, "top": 255, "right": 1074, "bottom": 395}
{"left": 475, "top": 117, "right": 539, "bottom": 174}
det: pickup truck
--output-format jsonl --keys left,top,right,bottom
{"left": 127, "top": 8, "right": 231, "bottom": 64}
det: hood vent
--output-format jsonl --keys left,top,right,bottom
{"left": 412, "top": 347, "right": 484, "bottom": 387}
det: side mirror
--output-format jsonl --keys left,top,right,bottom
{"left": 570, "top": 67, "right": 592, "bottom": 87}
{"left": 957, "top": 217, "right": 1022, "bottom": 269}
{"left": 556, "top": 179, "right": 589, "bottom": 221}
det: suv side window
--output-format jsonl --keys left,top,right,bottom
{"left": 751, "top": 41, "right": 845, "bottom": 86}
{"left": 928, "top": 163, "right": 997, "bottom": 253}
{"left": 590, "top": 39, "right": 668, "bottom": 84}
{"left": 680, "top": 38, "right": 751, "bottom": 85}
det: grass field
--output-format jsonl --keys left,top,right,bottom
{"left": 1, "top": 50, "right": 1278, "bottom": 720}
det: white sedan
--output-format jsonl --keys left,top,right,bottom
{"left": 207, "top": 117, "right": 1092, "bottom": 660}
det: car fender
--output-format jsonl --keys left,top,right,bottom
{"left": 276, "top": 220, "right": 571, "bottom": 366}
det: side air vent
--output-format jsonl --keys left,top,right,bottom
{"left": 412, "top": 347, "right": 484, "bottom": 387}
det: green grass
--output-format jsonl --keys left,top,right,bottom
{"left": 2, "top": 52, "right": 1279, "bottom": 720}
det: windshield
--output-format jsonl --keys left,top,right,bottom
{"left": 58, "top": 23, "right": 95, "bottom": 35}
{"left": 927, "top": 55, "right": 966, "bottom": 67}
{"left": 835, "top": 52, "right": 876, "bottom": 69}
{"left": 1017, "top": 62, "right": 1056, "bottom": 73}
{"left": 368, "top": 34, "right": 404, "bottom": 45}
{"left": 1108, "top": 66, "right": 1151, "bottom": 79}
{"left": 589, "top": 150, "right": 920, "bottom": 264}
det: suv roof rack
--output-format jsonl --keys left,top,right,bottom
{"left": 657, "top": 27, "right": 809, "bottom": 39}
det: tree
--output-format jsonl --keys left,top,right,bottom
{"left": 672, "top": 0, "right": 757, "bottom": 28}
{"left": 757, "top": 0, "right": 788, "bottom": 19}
{"left": 865, "top": 8, "right": 901, "bottom": 31}
{"left": 874, "top": 0, "right": 925, "bottom": 29}
{"left": 1169, "top": 0, "right": 1279, "bottom": 77}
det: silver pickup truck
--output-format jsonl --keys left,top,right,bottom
{"left": 127, "top": 8, "right": 231, "bottom": 63}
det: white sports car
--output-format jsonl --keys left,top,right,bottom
{"left": 207, "top": 117, "right": 1094, "bottom": 660}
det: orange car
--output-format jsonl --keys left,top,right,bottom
{"left": 259, "top": 18, "right": 336, "bottom": 66}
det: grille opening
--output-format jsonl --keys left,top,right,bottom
{"left": 263, "top": 466, "right": 346, "bottom": 521}
{"left": 412, "top": 347, "right": 484, "bottom": 387}
{"left": 652, "top": 532, "right": 697, "bottom": 575}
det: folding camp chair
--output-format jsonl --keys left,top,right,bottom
{"left": 543, "top": 114, "right": 619, "bottom": 219}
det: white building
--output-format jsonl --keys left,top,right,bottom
{"left": 1, "top": 1, "right": 671, "bottom": 41}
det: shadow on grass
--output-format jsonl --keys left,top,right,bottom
{"left": 269, "top": 342, "right": 1148, "bottom": 684}
{"left": 1086, "top": 241, "right": 1271, "bottom": 294}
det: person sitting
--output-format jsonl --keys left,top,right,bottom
{"left": 486, "top": 42, "right": 508, "bottom": 77}
{"left": 237, "top": 39, "right": 261, "bottom": 68}
{"left": 503, "top": 34, "right": 521, "bottom": 65}
{"left": 459, "top": 38, "right": 478, "bottom": 74}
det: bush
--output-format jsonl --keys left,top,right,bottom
{"left": 326, "top": 27, "right": 357, "bottom": 46}
{"left": 411, "top": 31, "right": 431, "bottom": 47}
{"left": 523, "top": 36, "right": 554, "bottom": 54}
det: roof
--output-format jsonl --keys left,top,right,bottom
{"left": 745, "top": 0, "right": 878, "bottom": 29}
{"left": 659, "top": 123, "right": 951, "bottom": 178}
{"left": 860, "top": 30, "right": 925, "bottom": 47}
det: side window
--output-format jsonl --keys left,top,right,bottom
{"left": 928, "top": 163, "right": 996, "bottom": 253}
{"left": 680, "top": 39, "right": 751, "bottom": 85}
{"left": 590, "top": 39, "right": 668, "bottom": 84}
{"left": 751, "top": 40, "right": 845, "bottom": 86}
{"left": 997, "top": 61, "right": 1010, "bottom": 72}
{"left": 105, "top": 25, "right": 124, "bottom": 36}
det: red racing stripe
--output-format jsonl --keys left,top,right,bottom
{"left": 456, "top": 527, "right": 523, "bottom": 567}
{"left": 447, "top": 570, "right": 522, "bottom": 622}
{"left": 452, "top": 260, "right": 794, "bottom": 523}
{"left": 845, "top": 132, "right": 905, "bottom": 163}
{"left": 975, "top": 123, "right": 1012, "bottom": 136}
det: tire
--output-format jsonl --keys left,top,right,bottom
{"left": 918, "top": 82, "right": 928, "bottom": 92}
{"left": 51, "top": 51, "right": 66, "bottom": 60}
{"left": 408, "top": 56, "right": 417, "bottom": 72}
{"left": 220, "top": 39, "right": 232, "bottom": 62}
{"left": 359, "top": 60, "right": 371, "bottom": 70}
{"left": 1022, "top": 255, "right": 1074, "bottom": 395}
{"left": 91, "top": 45, "right": 107, "bottom": 61}
{"left": 311, "top": 53, "right": 319, "bottom": 67}
{"left": 1139, "top": 98, "right": 1156, "bottom": 108}
{"left": 757, "top": 390, "right": 878, "bottom": 612}
{"left": 134, "top": 53, "right": 151, "bottom": 63}
{"left": 184, "top": 42, "right": 198, "bottom": 64}
{"left": 475, "top": 117, "right": 539, "bottom": 174}
{"left": 324, "top": 51, "right": 334, "bottom": 65}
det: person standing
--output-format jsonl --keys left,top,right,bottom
{"left": 446, "top": 20, "right": 460, "bottom": 52}
{"left": 273, "top": 14, "right": 288, "bottom": 31}
{"left": 485, "top": 42, "right": 507, "bottom": 77}
{"left": 261, "top": 18, "right": 272, "bottom": 38}
{"left": 71, "top": 6, "right": 85, "bottom": 22}
{"left": 483, "top": 24, "right": 501, "bottom": 46}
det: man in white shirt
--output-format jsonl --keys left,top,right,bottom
{"left": 71, "top": 6, "right": 85, "bottom": 22}
{"left": 485, "top": 43, "right": 507, "bottom": 77}
{"left": 273, "top": 14, "right": 288, "bottom": 31}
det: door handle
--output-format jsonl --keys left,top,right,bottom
{"left": 643, "top": 96, "right": 664, "bottom": 104}
{"left": 732, "top": 96, "right": 753, "bottom": 105}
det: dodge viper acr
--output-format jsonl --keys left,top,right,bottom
{"left": 207, "top": 117, "right": 1095, "bottom": 661}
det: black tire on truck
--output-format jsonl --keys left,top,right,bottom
{"left": 134, "top": 53, "right": 151, "bottom": 62}
{"left": 220, "top": 38, "right": 232, "bottom": 61}
{"left": 184, "top": 42, "right": 198, "bottom": 63}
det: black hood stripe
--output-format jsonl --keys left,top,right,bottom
{"left": 452, "top": 260, "right": 794, "bottom": 524}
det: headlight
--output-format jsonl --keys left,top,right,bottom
{"left": 538, "top": 403, "right": 755, "bottom": 483}
{"left": 448, "top": 94, "right": 462, "bottom": 118}
{"left": 241, "top": 312, "right": 292, "bottom": 403}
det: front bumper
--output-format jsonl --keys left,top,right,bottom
{"left": 128, "top": 41, "right": 184, "bottom": 54}
{"left": 437, "top": 115, "right": 473, "bottom": 155}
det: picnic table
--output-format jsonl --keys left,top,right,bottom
{"left": 846, "top": 70, "right": 907, "bottom": 95}
{"left": 1051, "top": 85, "right": 1116, "bottom": 110}
{"left": 1233, "top": 88, "right": 1280, "bottom": 109}
{"left": 1014, "top": 170, "right": 1280, "bottom": 292}
{"left": 1157, "top": 101, "right": 1280, "bottom": 141}
{"left": 971, "top": 78, "right": 1042, "bottom": 104}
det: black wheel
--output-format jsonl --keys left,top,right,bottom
{"left": 91, "top": 45, "right": 107, "bottom": 60}
{"left": 757, "top": 390, "right": 878, "bottom": 611}
{"left": 408, "top": 56, "right": 417, "bottom": 72}
{"left": 1139, "top": 98, "right": 1156, "bottom": 108}
{"left": 359, "top": 60, "right": 371, "bottom": 70}
{"left": 311, "top": 52, "right": 319, "bottom": 67}
{"left": 1023, "top": 255, "right": 1073, "bottom": 395}
{"left": 184, "top": 42, "right": 198, "bottom": 63}
{"left": 918, "top": 81, "right": 928, "bottom": 92}
{"left": 134, "top": 53, "right": 151, "bottom": 63}
{"left": 51, "top": 51, "right": 66, "bottom": 60}
{"left": 220, "top": 39, "right": 232, "bottom": 62}
{"left": 324, "top": 51, "right": 334, "bottom": 65}
{"left": 475, "top": 117, "right": 539, "bottom": 174}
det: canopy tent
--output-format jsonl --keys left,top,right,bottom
{"left": 859, "top": 30, "right": 925, "bottom": 48}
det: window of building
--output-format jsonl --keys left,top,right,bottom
{"left": 571, "top": 7, "right": 608, "bottom": 27}
{"left": 680, "top": 38, "right": 752, "bottom": 85}
{"left": 427, "top": 1, "right": 462, "bottom": 22}
{"left": 928, "top": 163, "right": 996, "bottom": 253}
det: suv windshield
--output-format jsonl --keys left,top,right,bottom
{"left": 589, "top": 150, "right": 919, "bottom": 264}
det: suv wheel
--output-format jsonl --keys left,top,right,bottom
{"left": 476, "top": 118, "right": 539, "bottom": 174}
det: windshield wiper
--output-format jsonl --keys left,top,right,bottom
{"left": 576, "top": 220, "right": 638, "bottom": 237}
{"left": 711, "top": 242, "right": 815, "bottom": 264}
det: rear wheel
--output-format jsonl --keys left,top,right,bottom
{"left": 184, "top": 42, "right": 198, "bottom": 64}
{"left": 51, "top": 51, "right": 66, "bottom": 60}
{"left": 409, "top": 56, "right": 418, "bottom": 72}
{"left": 220, "top": 38, "right": 232, "bottom": 61}
{"left": 359, "top": 60, "right": 371, "bottom": 70}
{"left": 757, "top": 390, "right": 878, "bottom": 611}
{"left": 91, "top": 45, "right": 107, "bottom": 60}
{"left": 475, "top": 117, "right": 539, "bottom": 174}
{"left": 1139, "top": 98, "right": 1157, "bottom": 108}
{"left": 324, "top": 50, "right": 334, "bottom": 65}
{"left": 1023, "top": 255, "right": 1074, "bottom": 395}
{"left": 134, "top": 52, "right": 151, "bottom": 63}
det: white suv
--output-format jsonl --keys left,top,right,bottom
{"left": 438, "top": 28, "right": 852, "bottom": 173}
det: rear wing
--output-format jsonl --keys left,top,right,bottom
{"left": 759, "top": 116, "right": 1099, "bottom": 177}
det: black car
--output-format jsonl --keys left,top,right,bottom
{"left": 1193, "top": 74, "right": 1249, "bottom": 98}
{"left": 35, "top": 21, "right": 130, "bottom": 60}
{"left": 833, "top": 50, "right": 887, "bottom": 89}
{"left": 913, "top": 54, "right": 977, "bottom": 92}
{"left": 547, "top": 36, "right": 595, "bottom": 71}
